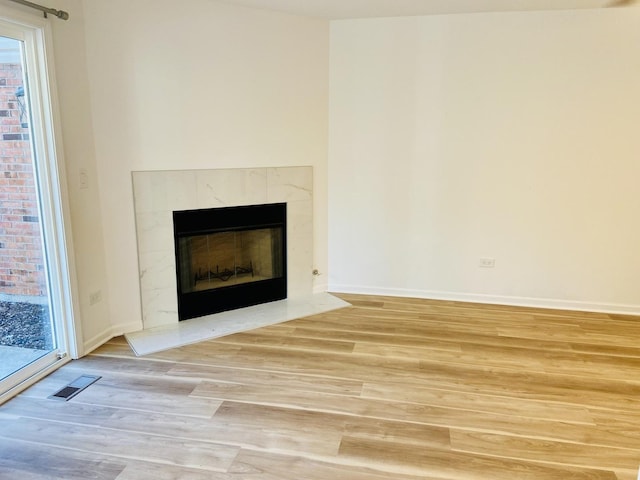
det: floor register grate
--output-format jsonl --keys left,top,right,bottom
{"left": 48, "top": 375, "right": 101, "bottom": 401}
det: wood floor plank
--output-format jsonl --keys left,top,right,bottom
{"left": 2, "top": 293, "right": 640, "bottom": 479}
{"left": 354, "top": 342, "right": 548, "bottom": 371}
{"left": 62, "top": 373, "right": 220, "bottom": 418}
{"left": 335, "top": 293, "right": 609, "bottom": 320}
{"left": 66, "top": 379, "right": 222, "bottom": 418}
{"left": 339, "top": 436, "right": 619, "bottom": 479}
{"left": 449, "top": 429, "right": 640, "bottom": 471}
{"left": 291, "top": 323, "right": 579, "bottom": 354}
{"left": 166, "top": 362, "right": 364, "bottom": 395}
{"left": 136, "top": 341, "right": 423, "bottom": 384}
{"left": 570, "top": 343, "right": 640, "bottom": 358}
{"left": 360, "top": 382, "right": 595, "bottom": 424}
{"left": 102, "top": 408, "right": 343, "bottom": 457}
{"left": 190, "top": 377, "right": 593, "bottom": 433}
{"left": 191, "top": 381, "right": 640, "bottom": 451}
{"left": 0, "top": 395, "right": 117, "bottom": 425}
{"left": 113, "top": 461, "right": 231, "bottom": 479}
{"left": 291, "top": 325, "right": 467, "bottom": 352}
{"left": 0, "top": 416, "right": 240, "bottom": 472}
{"left": 413, "top": 360, "right": 640, "bottom": 412}
{"left": 227, "top": 449, "right": 443, "bottom": 480}
{"left": 213, "top": 330, "right": 356, "bottom": 353}
{"left": 68, "top": 354, "right": 177, "bottom": 375}
{"left": 0, "top": 437, "right": 125, "bottom": 480}
{"left": 19, "top": 366, "right": 222, "bottom": 418}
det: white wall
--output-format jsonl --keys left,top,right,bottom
{"left": 329, "top": 9, "right": 640, "bottom": 313}
{"left": 81, "top": 0, "right": 329, "bottom": 333}
{"left": 49, "top": 0, "right": 112, "bottom": 353}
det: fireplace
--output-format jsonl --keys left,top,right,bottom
{"left": 173, "top": 203, "right": 287, "bottom": 320}
{"left": 132, "top": 167, "right": 313, "bottom": 329}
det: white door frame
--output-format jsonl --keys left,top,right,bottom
{"left": 0, "top": 8, "right": 83, "bottom": 403}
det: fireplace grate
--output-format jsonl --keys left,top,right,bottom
{"left": 48, "top": 374, "right": 101, "bottom": 401}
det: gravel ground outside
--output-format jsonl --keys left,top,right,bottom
{"left": 0, "top": 301, "right": 53, "bottom": 350}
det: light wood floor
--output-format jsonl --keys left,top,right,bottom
{"left": 2, "top": 294, "right": 640, "bottom": 479}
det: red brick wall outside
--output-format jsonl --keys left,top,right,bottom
{"left": 0, "top": 63, "right": 47, "bottom": 299}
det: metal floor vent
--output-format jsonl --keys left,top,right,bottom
{"left": 48, "top": 375, "right": 101, "bottom": 401}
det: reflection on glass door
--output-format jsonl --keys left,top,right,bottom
{"left": 0, "top": 34, "right": 59, "bottom": 388}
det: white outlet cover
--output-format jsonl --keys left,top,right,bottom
{"left": 479, "top": 258, "right": 496, "bottom": 268}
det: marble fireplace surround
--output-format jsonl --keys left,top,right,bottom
{"left": 131, "top": 166, "right": 315, "bottom": 330}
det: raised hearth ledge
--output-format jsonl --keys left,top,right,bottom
{"left": 124, "top": 293, "right": 350, "bottom": 356}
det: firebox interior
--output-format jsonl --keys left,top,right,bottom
{"left": 173, "top": 203, "right": 287, "bottom": 320}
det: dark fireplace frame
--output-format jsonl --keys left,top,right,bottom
{"left": 173, "top": 203, "right": 287, "bottom": 320}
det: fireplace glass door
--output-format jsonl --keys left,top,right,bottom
{"left": 173, "top": 203, "right": 287, "bottom": 320}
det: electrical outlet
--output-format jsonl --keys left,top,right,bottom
{"left": 89, "top": 290, "right": 102, "bottom": 305}
{"left": 479, "top": 257, "right": 496, "bottom": 268}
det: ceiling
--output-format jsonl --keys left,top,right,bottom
{"left": 218, "top": 0, "right": 636, "bottom": 19}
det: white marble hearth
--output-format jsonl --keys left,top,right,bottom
{"left": 125, "top": 293, "right": 349, "bottom": 356}
{"left": 132, "top": 166, "right": 314, "bottom": 330}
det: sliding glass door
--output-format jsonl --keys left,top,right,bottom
{"left": 0, "top": 15, "right": 76, "bottom": 401}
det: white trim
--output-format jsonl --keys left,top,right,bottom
{"left": 0, "top": 355, "right": 70, "bottom": 406}
{"left": 0, "top": 0, "right": 83, "bottom": 360}
{"left": 22, "top": 14, "right": 82, "bottom": 359}
{"left": 81, "top": 322, "right": 141, "bottom": 355}
{"left": 82, "top": 328, "right": 117, "bottom": 356}
{"left": 329, "top": 284, "right": 640, "bottom": 316}
{"left": 313, "top": 281, "right": 328, "bottom": 295}
{"left": 0, "top": 10, "right": 82, "bottom": 402}
{"left": 40, "top": 18, "right": 84, "bottom": 359}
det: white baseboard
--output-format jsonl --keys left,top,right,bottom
{"left": 82, "top": 320, "right": 142, "bottom": 356}
{"left": 329, "top": 284, "right": 640, "bottom": 316}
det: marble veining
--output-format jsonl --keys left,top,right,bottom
{"left": 132, "top": 166, "right": 314, "bottom": 330}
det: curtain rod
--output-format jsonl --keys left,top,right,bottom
{"left": 7, "top": 0, "right": 69, "bottom": 20}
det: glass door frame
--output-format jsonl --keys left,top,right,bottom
{"left": 0, "top": 10, "right": 82, "bottom": 403}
